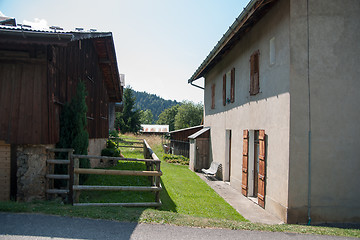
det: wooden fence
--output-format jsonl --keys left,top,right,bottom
{"left": 45, "top": 139, "right": 162, "bottom": 207}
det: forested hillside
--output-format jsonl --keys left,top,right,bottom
{"left": 133, "top": 90, "right": 180, "bottom": 122}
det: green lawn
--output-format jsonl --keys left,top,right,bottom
{"left": 81, "top": 136, "right": 245, "bottom": 221}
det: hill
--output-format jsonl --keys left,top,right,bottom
{"left": 133, "top": 90, "right": 180, "bottom": 122}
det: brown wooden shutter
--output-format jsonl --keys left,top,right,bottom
{"left": 211, "top": 83, "right": 215, "bottom": 109}
{"left": 223, "top": 74, "right": 226, "bottom": 106}
{"left": 250, "top": 50, "right": 260, "bottom": 95}
{"left": 242, "top": 130, "right": 249, "bottom": 196}
{"left": 258, "top": 129, "right": 266, "bottom": 208}
{"left": 230, "top": 68, "right": 235, "bottom": 103}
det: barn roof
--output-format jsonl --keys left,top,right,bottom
{"left": 188, "top": 0, "right": 278, "bottom": 84}
{"left": 0, "top": 26, "right": 122, "bottom": 102}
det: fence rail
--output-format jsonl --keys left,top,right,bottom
{"left": 45, "top": 138, "right": 162, "bottom": 207}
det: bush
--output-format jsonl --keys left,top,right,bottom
{"left": 163, "top": 154, "right": 189, "bottom": 165}
{"left": 101, "top": 148, "right": 121, "bottom": 157}
{"left": 101, "top": 139, "right": 122, "bottom": 157}
{"left": 109, "top": 130, "right": 119, "bottom": 138}
{"left": 106, "top": 139, "right": 117, "bottom": 149}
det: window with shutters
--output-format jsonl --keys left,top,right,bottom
{"left": 211, "top": 83, "right": 215, "bottom": 109}
{"left": 250, "top": 50, "right": 260, "bottom": 95}
{"left": 222, "top": 67, "right": 235, "bottom": 106}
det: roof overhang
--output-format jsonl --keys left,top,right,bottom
{"left": 0, "top": 27, "right": 122, "bottom": 102}
{"left": 188, "top": 0, "right": 278, "bottom": 83}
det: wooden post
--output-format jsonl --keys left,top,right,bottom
{"left": 155, "top": 161, "right": 161, "bottom": 205}
{"left": 45, "top": 150, "right": 50, "bottom": 200}
{"left": 73, "top": 157, "right": 80, "bottom": 204}
{"left": 68, "top": 150, "right": 74, "bottom": 205}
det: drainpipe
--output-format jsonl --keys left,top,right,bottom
{"left": 306, "top": 0, "right": 312, "bottom": 226}
{"left": 189, "top": 81, "right": 204, "bottom": 90}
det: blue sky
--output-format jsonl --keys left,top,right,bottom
{"left": 0, "top": 0, "right": 249, "bottom": 103}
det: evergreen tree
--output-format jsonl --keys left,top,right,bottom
{"left": 57, "top": 81, "right": 89, "bottom": 184}
{"left": 115, "top": 86, "right": 141, "bottom": 133}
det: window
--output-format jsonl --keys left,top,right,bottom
{"left": 269, "top": 37, "right": 275, "bottom": 65}
{"left": 250, "top": 50, "right": 260, "bottom": 95}
{"left": 222, "top": 68, "right": 235, "bottom": 106}
{"left": 211, "top": 83, "right": 215, "bottom": 109}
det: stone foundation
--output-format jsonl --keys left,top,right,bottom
{"left": 16, "top": 144, "right": 53, "bottom": 202}
{"left": 88, "top": 138, "right": 107, "bottom": 168}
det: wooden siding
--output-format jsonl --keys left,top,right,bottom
{"left": 0, "top": 39, "right": 110, "bottom": 144}
{"left": 0, "top": 140, "right": 10, "bottom": 201}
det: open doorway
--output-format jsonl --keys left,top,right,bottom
{"left": 225, "top": 130, "right": 232, "bottom": 182}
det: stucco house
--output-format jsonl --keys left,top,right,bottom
{"left": 188, "top": 0, "right": 360, "bottom": 224}
{"left": 0, "top": 23, "right": 123, "bottom": 201}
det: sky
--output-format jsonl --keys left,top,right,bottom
{"left": 0, "top": 0, "right": 250, "bottom": 103}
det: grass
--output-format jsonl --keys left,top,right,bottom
{"left": 1, "top": 133, "right": 359, "bottom": 238}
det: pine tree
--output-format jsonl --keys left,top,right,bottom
{"left": 57, "top": 81, "right": 89, "bottom": 184}
{"left": 115, "top": 87, "right": 141, "bottom": 133}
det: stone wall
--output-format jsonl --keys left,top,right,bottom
{"left": 16, "top": 144, "right": 53, "bottom": 202}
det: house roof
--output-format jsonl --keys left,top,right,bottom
{"left": 141, "top": 124, "right": 169, "bottom": 133}
{"left": 188, "top": 127, "right": 210, "bottom": 139}
{"left": 0, "top": 26, "right": 122, "bottom": 102}
{"left": 169, "top": 125, "right": 204, "bottom": 134}
{"left": 188, "top": 0, "right": 278, "bottom": 83}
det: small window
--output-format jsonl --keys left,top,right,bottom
{"left": 250, "top": 50, "right": 260, "bottom": 95}
{"left": 269, "top": 37, "right": 275, "bottom": 65}
{"left": 211, "top": 83, "right": 216, "bottom": 109}
{"left": 223, "top": 68, "right": 235, "bottom": 105}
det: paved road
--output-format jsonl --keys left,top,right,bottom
{"left": 0, "top": 213, "right": 356, "bottom": 240}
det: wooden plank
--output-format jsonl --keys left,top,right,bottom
{"left": 46, "top": 159, "right": 70, "bottom": 164}
{"left": 46, "top": 189, "right": 69, "bottom": 194}
{"left": 47, "top": 148, "right": 74, "bottom": 153}
{"left": 46, "top": 174, "right": 70, "bottom": 180}
{"left": 119, "top": 145, "right": 143, "bottom": 149}
{"left": 74, "top": 168, "right": 162, "bottom": 177}
{"left": 32, "top": 64, "right": 42, "bottom": 143}
{"left": 72, "top": 154, "right": 160, "bottom": 162}
{"left": 242, "top": 130, "right": 249, "bottom": 196}
{"left": 73, "top": 185, "right": 162, "bottom": 192}
{"left": 73, "top": 202, "right": 161, "bottom": 207}
{"left": 258, "top": 129, "right": 266, "bottom": 208}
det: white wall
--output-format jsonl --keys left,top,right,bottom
{"left": 289, "top": 0, "right": 360, "bottom": 223}
{"left": 204, "top": 0, "right": 291, "bottom": 221}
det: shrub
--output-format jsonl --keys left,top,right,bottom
{"left": 163, "top": 154, "right": 189, "bottom": 165}
{"left": 109, "top": 130, "right": 119, "bottom": 138}
{"left": 101, "top": 139, "right": 122, "bottom": 157}
{"left": 106, "top": 139, "right": 117, "bottom": 149}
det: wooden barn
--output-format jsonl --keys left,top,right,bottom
{"left": 0, "top": 25, "right": 123, "bottom": 201}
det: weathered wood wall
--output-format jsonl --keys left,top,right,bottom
{"left": 0, "top": 140, "right": 10, "bottom": 201}
{"left": 0, "top": 39, "right": 110, "bottom": 145}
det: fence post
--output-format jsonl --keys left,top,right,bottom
{"left": 68, "top": 150, "right": 74, "bottom": 205}
{"left": 155, "top": 161, "right": 161, "bottom": 205}
{"left": 73, "top": 157, "right": 80, "bottom": 204}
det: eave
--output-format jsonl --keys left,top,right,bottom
{"left": 188, "top": 0, "right": 278, "bottom": 83}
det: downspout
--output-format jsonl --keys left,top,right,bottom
{"left": 306, "top": 0, "right": 312, "bottom": 226}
